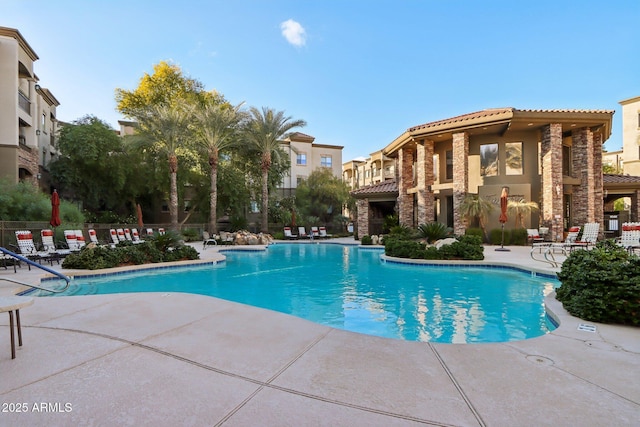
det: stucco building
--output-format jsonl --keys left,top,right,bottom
{"left": 278, "top": 132, "right": 343, "bottom": 197}
{"left": 353, "top": 107, "right": 614, "bottom": 241}
{"left": 0, "top": 26, "right": 60, "bottom": 192}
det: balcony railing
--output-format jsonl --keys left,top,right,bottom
{"left": 18, "top": 91, "right": 31, "bottom": 114}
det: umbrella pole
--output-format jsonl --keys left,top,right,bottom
{"left": 495, "top": 223, "right": 511, "bottom": 252}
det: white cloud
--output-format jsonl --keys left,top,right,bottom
{"left": 280, "top": 19, "right": 306, "bottom": 47}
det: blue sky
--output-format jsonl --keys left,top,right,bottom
{"left": 3, "top": 0, "right": 638, "bottom": 160}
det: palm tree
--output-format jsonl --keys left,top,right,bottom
{"left": 136, "top": 104, "right": 190, "bottom": 231}
{"left": 458, "top": 193, "right": 494, "bottom": 240}
{"left": 192, "top": 100, "right": 245, "bottom": 233}
{"left": 507, "top": 199, "right": 539, "bottom": 229}
{"left": 245, "top": 107, "right": 306, "bottom": 233}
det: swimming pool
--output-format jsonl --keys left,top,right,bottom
{"left": 41, "top": 244, "right": 559, "bottom": 343}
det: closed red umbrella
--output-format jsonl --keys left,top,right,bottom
{"left": 499, "top": 187, "right": 509, "bottom": 224}
{"left": 496, "top": 187, "right": 510, "bottom": 252}
{"left": 50, "top": 189, "right": 61, "bottom": 228}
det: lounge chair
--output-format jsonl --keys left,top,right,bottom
{"left": 116, "top": 228, "right": 127, "bottom": 242}
{"left": 202, "top": 231, "right": 217, "bottom": 249}
{"left": 88, "top": 229, "right": 101, "bottom": 245}
{"left": 123, "top": 228, "right": 133, "bottom": 242}
{"left": 298, "top": 226, "right": 310, "bottom": 239}
{"left": 41, "top": 229, "right": 72, "bottom": 257}
{"left": 283, "top": 227, "right": 298, "bottom": 239}
{"left": 158, "top": 228, "right": 166, "bottom": 235}
{"left": 131, "top": 228, "right": 144, "bottom": 243}
{"left": 109, "top": 229, "right": 120, "bottom": 246}
{"left": 145, "top": 228, "right": 154, "bottom": 237}
{"left": 14, "top": 231, "right": 57, "bottom": 265}
{"left": 526, "top": 229, "right": 544, "bottom": 246}
{"left": 311, "top": 226, "right": 321, "bottom": 239}
{"left": 319, "top": 226, "right": 332, "bottom": 238}
{"left": 74, "top": 230, "right": 87, "bottom": 249}
{"left": 617, "top": 222, "right": 640, "bottom": 253}
{"left": 63, "top": 230, "right": 81, "bottom": 251}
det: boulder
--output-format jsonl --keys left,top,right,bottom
{"left": 434, "top": 238, "right": 458, "bottom": 249}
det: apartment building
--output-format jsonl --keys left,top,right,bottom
{"left": 278, "top": 132, "right": 343, "bottom": 197}
{"left": 0, "top": 26, "right": 60, "bottom": 192}
{"left": 342, "top": 149, "right": 395, "bottom": 190}
{"left": 353, "top": 107, "right": 616, "bottom": 240}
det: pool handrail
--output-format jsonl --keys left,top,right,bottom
{"left": 0, "top": 247, "right": 71, "bottom": 293}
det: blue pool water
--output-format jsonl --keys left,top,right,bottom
{"left": 41, "top": 244, "right": 559, "bottom": 343}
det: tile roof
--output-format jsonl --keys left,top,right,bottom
{"left": 408, "top": 107, "right": 615, "bottom": 132}
{"left": 350, "top": 180, "right": 398, "bottom": 196}
{"left": 603, "top": 174, "right": 640, "bottom": 184}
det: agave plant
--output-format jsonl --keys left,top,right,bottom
{"left": 417, "top": 222, "right": 453, "bottom": 243}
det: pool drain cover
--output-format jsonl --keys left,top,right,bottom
{"left": 577, "top": 323, "right": 597, "bottom": 332}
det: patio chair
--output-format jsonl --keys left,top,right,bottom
{"left": 298, "top": 226, "right": 310, "bottom": 239}
{"left": 88, "top": 229, "right": 101, "bottom": 245}
{"left": 74, "top": 230, "right": 87, "bottom": 249}
{"left": 14, "top": 231, "right": 57, "bottom": 266}
{"left": 526, "top": 229, "right": 544, "bottom": 246}
{"left": 109, "top": 229, "right": 120, "bottom": 246}
{"left": 311, "top": 226, "right": 321, "bottom": 239}
{"left": 617, "top": 222, "right": 640, "bottom": 253}
{"left": 41, "top": 229, "right": 72, "bottom": 258}
{"left": 319, "top": 226, "right": 332, "bottom": 238}
{"left": 202, "top": 231, "right": 217, "bottom": 249}
{"left": 283, "top": 227, "right": 298, "bottom": 239}
{"left": 63, "top": 230, "right": 81, "bottom": 251}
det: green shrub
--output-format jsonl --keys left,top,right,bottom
{"left": 62, "top": 235, "right": 198, "bottom": 270}
{"left": 511, "top": 228, "right": 528, "bottom": 246}
{"left": 181, "top": 228, "right": 199, "bottom": 242}
{"left": 490, "top": 228, "right": 511, "bottom": 245}
{"left": 465, "top": 228, "right": 483, "bottom": 239}
{"left": 417, "top": 222, "right": 453, "bottom": 243}
{"left": 384, "top": 234, "right": 484, "bottom": 261}
{"left": 556, "top": 240, "right": 640, "bottom": 325}
{"left": 272, "top": 231, "right": 285, "bottom": 240}
{"left": 360, "top": 235, "right": 373, "bottom": 245}
{"left": 382, "top": 214, "right": 399, "bottom": 234}
{"left": 388, "top": 224, "right": 416, "bottom": 239}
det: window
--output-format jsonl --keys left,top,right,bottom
{"left": 296, "top": 176, "right": 306, "bottom": 186}
{"left": 184, "top": 200, "right": 192, "bottom": 212}
{"left": 505, "top": 142, "right": 523, "bottom": 175}
{"left": 562, "top": 145, "right": 572, "bottom": 176}
{"left": 433, "top": 154, "right": 439, "bottom": 181}
{"left": 161, "top": 202, "right": 169, "bottom": 213}
{"left": 41, "top": 112, "right": 46, "bottom": 127}
{"left": 250, "top": 201, "right": 260, "bottom": 213}
{"left": 296, "top": 153, "right": 307, "bottom": 165}
{"left": 480, "top": 143, "right": 499, "bottom": 176}
{"left": 637, "top": 112, "right": 640, "bottom": 128}
{"left": 321, "top": 155, "right": 332, "bottom": 168}
{"left": 445, "top": 150, "right": 453, "bottom": 180}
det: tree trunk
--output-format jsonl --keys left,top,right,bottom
{"left": 169, "top": 154, "right": 179, "bottom": 232}
{"left": 261, "top": 166, "right": 269, "bottom": 233}
{"left": 209, "top": 152, "right": 218, "bottom": 233}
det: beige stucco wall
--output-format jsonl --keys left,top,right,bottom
{"left": 620, "top": 96, "right": 640, "bottom": 176}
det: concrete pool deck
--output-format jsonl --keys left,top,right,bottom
{"left": 0, "top": 239, "right": 638, "bottom": 426}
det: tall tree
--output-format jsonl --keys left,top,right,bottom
{"left": 192, "top": 100, "right": 246, "bottom": 233}
{"left": 50, "top": 116, "right": 128, "bottom": 213}
{"left": 134, "top": 105, "right": 190, "bottom": 231}
{"left": 295, "top": 168, "right": 352, "bottom": 225}
{"left": 244, "top": 107, "right": 306, "bottom": 233}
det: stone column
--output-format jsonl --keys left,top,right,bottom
{"left": 541, "top": 123, "right": 563, "bottom": 241}
{"left": 452, "top": 132, "right": 469, "bottom": 236}
{"left": 593, "top": 132, "right": 604, "bottom": 229}
{"left": 631, "top": 190, "right": 640, "bottom": 222}
{"left": 356, "top": 198, "right": 370, "bottom": 237}
{"left": 572, "top": 127, "right": 596, "bottom": 225}
{"left": 397, "top": 146, "right": 414, "bottom": 227}
{"left": 416, "top": 140, "right": 435, "bottom": 224}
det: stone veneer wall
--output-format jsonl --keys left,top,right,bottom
{"left": 416, "top": 140, "right": 435, "bottom": 225}
{"left": 18, "top": 145, "right": 39, "bottom": 186}
{"left": 593, "top": 132, "right": 604, "bottom": 227}
{"left": 541, "top": 123, "right": 563, "bottom": 241}
{"left": 452, "top": 132, "right": 469, "bottom": 236}
{"left": 572, "top": 128, "right": 596, "bottom": 225}
{"left": 356, "top": 198, "right": 369, "bottom": 237}
{"left": 397, "top": 147, "right": 414, "bottom": 226}
{"left": 631, "top": 190, "right": 640, "bottom": 223}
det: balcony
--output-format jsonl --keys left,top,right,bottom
{"left": 18, "top": 91, "right": 31, "bottom": 114}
